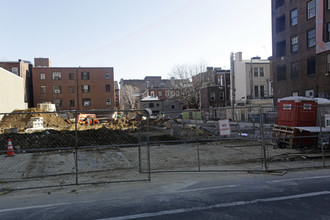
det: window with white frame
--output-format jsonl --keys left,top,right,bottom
{"left": 40, "top": 73, "right": 45, "bottom": 80}
{"left": 307, "top": 0, "right": 316, "bottom": 19}
{"left": 150, "top": 91, "right": 154, "bottom": 96}
{"left": 40, "top": 86, "right": 46, "bottom": 94}
{"left": 291, "top": 8, "right": 298, "bottom": 26}
{"left": 158, "top": 91, "right": 162, "bottom": 96}
{"left": 165, "top": 91, "right": 169, "bottom": 96}
{"left": 82, "top": 98, "right": 91, "bottom": 106}
{"left": 54, "top": 99, "right": 62, "bottom": 107}
{"left": 105, "top": 73, "right": 110, "bottom": 80}
{"left": 53, "top": 85, "right": 62, "bottom": 94}
{"left": 220, "top": 92, "right": 224, "bottom": 100}
{"left": 308, "top": 29, "right": 316, "bottom": 47}
{"left": 52, "top": 72, "right": 61, "bottom": 80}
{"left": 106, "top": 98, "right": 111, "bottom": 105}
{"left": 82, "top": 85, "right": 90, "bottom": 93}
{"left": 81, "top": 72, "right": 90, "bottom": 80}
{"left": 260, "top": 67, "right": 264, "bottom": 77}
{"left": 291, "top": 36, "right": 298, "bottom": 52}
{"left": 254, "top": 67, "right": 258, "bottom": 77}
{"left": 11, "top": 67, "right": 18, "bottom": 75}
{"left": 69, "top": 86, "right": 75, "bottom": 93}
{"left": 210, "top": 92, "right": 215, "bottom": 101}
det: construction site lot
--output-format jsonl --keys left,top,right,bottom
{"left": 0, "top": 108, "right": 330, "bottom": 189}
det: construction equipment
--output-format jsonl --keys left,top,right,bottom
{"left": 78, "top": 114, "right": 99, "bottom": 125}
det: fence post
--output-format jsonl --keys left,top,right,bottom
{"left": 318, "top": 106, "right": 325, "bottom": 168}
{"left": 196, "top": 109, "right": 201, "bottom": 171}
{"left": 137, "top": 110, "right": 142, "bottom": 173}
{"left": 146, "top": 115, "right": 151, "bottom": 181}
{"left": 260, "top": 106, "right": 268, "bottom": 172}
{"left": 74, "top": 111, "right": 79, "bottom": 185}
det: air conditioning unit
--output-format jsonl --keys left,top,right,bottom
{"left": 106, "top": 102, "right": 111, "bottom": 105}
{"left": 54, "top": 90, "right": 60, "bottom": 94}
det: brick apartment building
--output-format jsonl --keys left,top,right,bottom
{"left": 32, "top": 58, "right": 115, "bottom": 111}
{"left": 193, "top": 67, "right": 231, "bottom": 108}
{"left": 0, "top": 59, "right": 33, "bottom": 107}
{"left": 272, "top": 0, "right": 330, "bottom": 101}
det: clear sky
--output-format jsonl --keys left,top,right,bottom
{"left": 1, "top": 0, "right": 271, "bottom": 82}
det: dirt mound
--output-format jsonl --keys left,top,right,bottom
{"left": 0, "top": 108, "right": 72, "bottom": 132}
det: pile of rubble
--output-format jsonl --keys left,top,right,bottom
{"left": 0, "top": 108, "right": 72, "bottom": 133}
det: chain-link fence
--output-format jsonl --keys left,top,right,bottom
{"left": 1, "top": 104, "right": 330, "bottom": 190}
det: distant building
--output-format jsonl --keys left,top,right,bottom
{"left": 193, "top": 67, "right": 231, "bottom": 108}
{"left": 0, "top": 59, "right": 33, "bottom": 107}
{"left": 120, "top": 76, "right": 188, "bottom": 111}
{"left": 271, "top": 0, "right": 330, "bottom": 100}
{"left": 231, "top": 52, "right": 272, "bottom": 105}
{"left": 32, "top": 58, "right": 115, "bottom": 111}
{"left": 0, "top": 68, "right": 26, "bottom": 119}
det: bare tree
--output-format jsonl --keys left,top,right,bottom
{"left": 120, "top": 85, "right": 140, "bottom": 110}
{"left": 169, "top": 60, "right": 208, "bottom": 109}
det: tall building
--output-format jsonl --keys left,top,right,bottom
{"left": 0, "top": 59, "right": 33, "bottom": 107}
{"left": 272, "top": 0, "right": 330, "bottom": 100}
{"left": 231, "top": 52, "right": 272, "bottom": 105}
{"left": 32, "top": 58, "right": 115, "bottom": 111}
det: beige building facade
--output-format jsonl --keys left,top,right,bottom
{"left": 0, "top": 68, "right": 27, "bottom": 119}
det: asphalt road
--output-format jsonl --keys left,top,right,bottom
{"left": 1, "top": 169, "right": 330, "bottom": 219}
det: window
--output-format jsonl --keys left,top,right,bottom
{"left": 40, "top": 86, "right": 46, "bottom": 94}
{"left": 308, "top": 29, "right": 316, "bottom": 47}
{"left": 172, "top": 105, "right": 175, "bottom": 109}
{"left": 53, "top": 85, "right": 62, "bottom": 94}
{"left": 150, "top": 91, "right": 154, "bottom": 96}
{"left": 275, "top": 0, "right": 284, "bottom": 9}
{"left": 327, "top": 23, "right": 330, "bottom": 42}
{"left": 106, "top": 98, "right": 111, "bottom": 105}
{"left": 254, "top": 67, "right": 258, "bottom": 77}
{"left": 305, "top": 90, "right": 314, "bottom": 98}
{"left": 69, "top": 86, "right": 75, "bottom": 94}
{"left": 291, "top": 62, "right": 299, "bottom": 79}
{"left": 307, "top": 57, "right": 316, "bottom": 75}
{"left": 307, "top": 0, "right": 316, "bottom": 19}
{"left": 52, "top": 72, "right": 61, "bottom": 80}
{"left": 292, "top": 92, "right": 299, "bottom": 97}
{"left": 69, "top": 73, "right": 74, "bottom": 80}
{"left": 220, "top": 92, "right": 224, "bottom": 100}
{"left": 105, "top": 84, "right": 110, "bottom": 92}
{"left": 70, "top": 100, "right": 75, "bottom": 107}
{"left": 82, "top": 85, "right": 90, "bottom": 93}
{"left": 176, "top": 91, "right": 180, "bottom": 96}
{"left": 105, "top": 73, "right": 110, "bottom": 80}
{"left": 149, "top": 103, "right": 154, "bottom": 108}
{"left": 11, "top": 67, "right": 18, "bottom": 75}
{"left": 290, "top": 9, "right": 298, "bottom": 26}
{"left": 276, "top": 16, "right": 286, "bottom": 33}
{"left": 328, "top": 0, "right": 330, "bottom": 10}
{"left": 219, "top": 75, "right": 224, "bottom": 86}
{"left": 276, "top": 41, "right": 286, "bottom": 57}
{"left": 81, "top": 72, "right": 90, "bottom": 80}
{"left": 159, "top": 91, "right": 162, "bottom": 96}
{"left": 210, "top": 92, "right": 215, "bottom": 101}
{"left": 40, "top": 73, "right": 45, "bottom": 80}
{"left": 165, "top": 91, "right": 169, "bottom": 96}
{"left": 54, "top": 99, "right": 62, "bottom": 107}
{"left": 260, "top": 86, "right": 265, "bottom": 98}
{"left": 291, "top": 36, "right": 298, "bottom": 52}
{"left": 254, "top": 86, "right": 259, "bottom": 98}
{"left": 260, "top": 67, "right": 264, "bottom": 77}
{"left": 82, "top": 98, "right": 91, "bottom": 107}
{"left": 277, "top": 65, "right": 287, "bottom": 81}
{"left": 327, "top": 54, "right": 330, "bottom": 73}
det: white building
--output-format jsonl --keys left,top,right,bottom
{"left": 0, "top": 68, "right": 26, "bottom": 120}
{"left": 231, "top": 52, "right": 272, "bottom": 105}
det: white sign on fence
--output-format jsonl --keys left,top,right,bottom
{"left": 218, "top": 119, "right": 231, "bottom": 136}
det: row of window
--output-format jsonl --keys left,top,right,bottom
{"left": 40, "top": 85, "right": 111, "bottom": 94}
{"left": 52, "top": 98, "right": 112, "bottom": 107}
{"left": 253, "top": 67, "right": 265, "bottom": 77}
{"left": 276, "top": 56, "right": 318, "bottom": 81}
{"left": 210, "top": 92, "right": 225, "bottom": 101}
{"left": 276, "top": 0, "right": 317, "bottom": 30}
{"left": 276, "top": 28, "right": 316, "bottom": 57}
{"left": 40, "top": 72, "right": 111, "bottom": 80}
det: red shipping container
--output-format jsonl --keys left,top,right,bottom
{"left": 277, "top": 97, "right": 318, "bottom": 127}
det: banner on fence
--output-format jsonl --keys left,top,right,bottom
{"left": 218, "top": 119, "right": 231, "bottom": 136}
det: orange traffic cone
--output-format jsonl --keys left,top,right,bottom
{"left": 6, "top": 138, "right": 15, "bottom": 157}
